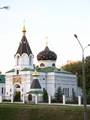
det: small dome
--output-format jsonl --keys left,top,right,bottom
{"left": 37, "top": 46, "right": 57, "bottom": 61}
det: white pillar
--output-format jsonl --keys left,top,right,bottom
{"left": 0, "top": 95, "right": 2, "bottom": 103}
{"left": 22, "top": 94, "right": 25, "bottom": 103}
{"left": 78, "top": 96, "right": 81, "bottom": 106}
{"left": 11, "top": 94, "right": 13, "bottom": 103}
{"left": 48, "top": 95, "right": 51, "bottom": 104}
{"left": 63, "top": 95, "right": 65, "bottom": 105}
{"left": 35, "top": 95, "right": 38, "bottom": 104}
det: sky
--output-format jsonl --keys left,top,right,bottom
{"left": 0, "top": 0, "right": 90, "bottom": 73}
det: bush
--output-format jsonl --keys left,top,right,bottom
{"left": 54, "top": 87, "right": 63, "bottom": 103}
{"left": 3, "top": 99, "right": 11, "bottom": 102}
{"left": 43, "top": 88, "right": 48, "bottom": 103}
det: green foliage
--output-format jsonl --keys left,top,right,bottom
{"left": 54, "top": 87, "right": 63, "bottom": 102}
{"left": 87, "top": 89, "right": 90, "bottom": 104}
{"left": 72, "top": 89, "right": 78, "bottom": 104}
{"left": 43, "top": 88, "right": 48, "bottom": 102}
{"left": 14, "top": 91, "right": 21, "bottom": 102}
{"left": 62, "top": 56, "right": 90, "bottom": 94}
{"left": 85, "top": 56, "right": 90, "bottom": 93}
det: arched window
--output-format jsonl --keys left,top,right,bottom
{"left": 15, "top": 84, "right": 20, "bottom": 88}
{"left": 29, "top": 55, "right": 31, "bottom": 65}
{"left": 2, "top": 87, "right": 4, "bottom": 94}
{"left": 40, "top": 63, "right": 45, "bottom": 67}
{"left": 52, "top": 63, "right": 55, "bottom": 67}
{"left": 17, "top": 55, "right": 19, "bottom": 65}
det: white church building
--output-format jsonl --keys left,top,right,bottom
{"left": 3, "top": 26, "right": 78, "bottom": 102}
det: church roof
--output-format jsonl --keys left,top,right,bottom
{"left": 31, "top": 79, "right": 41, "bottom": 89}
{"left": 37, "top": 46, "right": 57, "bottom": 61}
{"left": 6, "top": 69, "right": 15, "bottom": 73}
{"left": 16, "top": 26, "right": 32, "bottom": 56}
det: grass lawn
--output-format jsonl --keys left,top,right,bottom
{"left": 0, "top": 103, "right": 90, "bottom": 120}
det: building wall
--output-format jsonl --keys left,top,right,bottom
{"left": 15, "top": 53, "right": 34, "bottom": 70}
{"left": 54, "top": 72, "right": 77, "bottom": 98}
{"left": 5, "top": 70, "right": 78, "bottom": 101}
{"left": 5, "top": 71, "right": 33, "bottom": 101}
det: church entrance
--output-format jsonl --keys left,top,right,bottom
{"left": 14, "top": 91, "right": 21, "bottom": 102}
{"left": 14, "top": 84, "right": 21, "bottom": 102}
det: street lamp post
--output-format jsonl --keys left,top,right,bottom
{"left": 74, "top": 34, "right": 90, "bottom": 120}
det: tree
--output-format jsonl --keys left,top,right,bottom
{"left": 72, "top": 89, "right": 78, "bottom": 103}
{"left": 43, "top": 88, "right": 48, "bottom": 102}
{"left": 54, "top": 87, "right": 63, "bottom": 102}
{"left": 85, "top": 56, "right": 90, "bottom": 93}
{"left": 62, "top": 56, "right": 90, "bottom": 94}
{"left": 87, "top": 89, "right": 90, "bottom": 104}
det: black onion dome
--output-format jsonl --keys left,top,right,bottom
{"left": 16, "top": 26, "right": 32, "bottom": 56}
{"left": 37, "top": 46, "right": 57, "bottom": 61}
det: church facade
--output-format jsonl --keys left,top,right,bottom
{"left": 4, "top": 26, "right": 78, "bottom": 102}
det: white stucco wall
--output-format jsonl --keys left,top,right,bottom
{"left": 15, "top": 53, "right": 34, "bottom": 70}
{"left": 38, "top": 60, "right": 56, "bottom": 67}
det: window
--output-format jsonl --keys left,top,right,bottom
{"left": 15, "top": 84, "right": 20, "bottom": 88}
{"left": 16, "top": 70, "right": 19, "bottom": 75}
{"left": 29, "top": 55, "right": 31, "bottom": 65}
{"left": 63, "top": 88, "right": 69, "bottom": 97}
{"left": 72, "top": 88, "right": 75, "bottom": 96}
{"left": 10, "top": 88, "right": 12, "bottom": 92}
{"left": 52, "top": 63, "right": 55, "bottom": 67}
{"left": 2, "top": 87, "right": 4, "bottom": 94}
{"left": 17, "top": 56, "right": 19, "bottom": 65}
{"left": 40, "top": 63, "right": 45, "bottom": 67}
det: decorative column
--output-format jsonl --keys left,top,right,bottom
{"left": 48, "top": 95, "right": 51, "bottom": 104}
{"left": 11, "top": 94, "right": 13, "bottom": 103}
{"left": 35, "top": 95, "right": 38, "bottom": 104}
{"left": 0, "top": 95, "right": 2, "bottom": 103}
{"left": 63, "top": 95, "right": 65, "bottom": 105}
{"left": 22, "top": 94, "right": 25, "bottom": 103}
{"left": 78, "top": 96, "right": 81, "bottom": 106}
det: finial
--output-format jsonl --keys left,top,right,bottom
{"left": 22, "top": 25, "right": 26, "bottom": 35}
{"left": 22, "top": 20, "right": 26, "bottom": 35}
{"left": 45, "top": 36, "right": 48, "bottom": 47}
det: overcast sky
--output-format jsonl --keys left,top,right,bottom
{"left": 0, "top": 0, "right": 90, "bottom": 73}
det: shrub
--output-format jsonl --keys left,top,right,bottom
{"left": 54, "top": 87, "right": 63, "bottom": 103}
{"left": 43, "top": 88, "right": 48, "bottom": 103}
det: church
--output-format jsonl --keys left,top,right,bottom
{"left": 1, "top": 26, "right": 78, "bottom": 102}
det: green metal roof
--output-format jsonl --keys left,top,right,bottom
{"left": 21, "top": 67, "right": 34, "bottom": 71}
{"left": 0, "top": 75, "right": 5, "bottom": 83}
{"left": 6, "top": 69, "right": 15, "bottom": 73}
{"left": 36, "top": 67, "right": 73, "bottom": 74}
{"left": 36, "top": 67, "right": 55, "bottom": 72}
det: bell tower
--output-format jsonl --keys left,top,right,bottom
{"left": 14, "top": 26, "right": 34, "bottom": 70}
